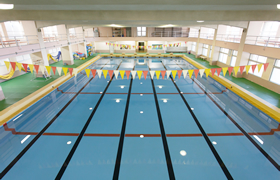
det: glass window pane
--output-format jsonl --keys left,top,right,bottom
{"left": 137, "top": 27, "right": 141, "bottom": 31}
{"left": 137, "top": 32, "right": 142, "bottom": 36}
{"left": 275, "top": 60, "right": 280, "bottom": 67}
{"left": 270, "top": 68, "right": 280, "bottom": 85}
{"left": 23, "top": 54, "right": 30, "bottom": 60}
{"left": 258, "top": 56, "right": 267, "bottom": 63}
{"left": 250, "top": 54, "right": 258, "bottom": 61}
{"left": 16, "top": 56, "right": 23, "bottom": 61}
{"left": 248, "top": 61, "right": 263, "bottom": 77}
{"left": 142, "top": 32, "right": 146, "bottom": 36}
{"left": 0, "top": 58, "right": 9, "bottom": 66}
{"left": 230, "top": 56, "right": 236, "bottom": 66}
{"left": 142, "top": 27, "right": 146, "bottom": 31}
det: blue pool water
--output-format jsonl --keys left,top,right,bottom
{"left": 0, "top": 57, "right": 280, "bottom": 180}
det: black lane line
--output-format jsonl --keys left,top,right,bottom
{"left": 160, "top": 60, "right": 232, "bottom": 179}
{"left": 112, "top": 60, "right": 134, "bottom": 180}
{"left": 55, "top": 61, "right": 123, "bottom": 179}
{"left": 191, "top": 77, "right": 280, "bottom": 171}
{"left": 149, "top": 63, "right": 176, "bottom": 180}
{"left": 0, "top": 77, "right": 94, "bottom": 179}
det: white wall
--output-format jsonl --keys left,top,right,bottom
{"left": 57, "top": 25, "right": 66, "bottom": 35}
{"left": 217, "top": 25, "right": 228, "bottom": 34}
{"left": 98, "top": 27, "right": 112, "bottom": 37}
{"left": 114, "top": 41, "right": 135, "bottom": 50}
{"left": 95, "top": 41, "right": 110, "bottom": 50}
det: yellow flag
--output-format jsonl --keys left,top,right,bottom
{"left": 85, "top": 69, "right": 91, "bottom": 77}
{"left": 188, "top": 70, "right": 194, "bottom": 79}
{"left": 205, "top": 69, "right": 211, "bottom": 77}
{"left": 234, "top": 66, "right": 239, "bottom": 76}
{"left": 137, "top": 71, "right": 142, "bottom": 80}
{"left": 257, "top": 64, "right": 262, "bottom": 72}
{"left": 171, "top": 70, "right": 177, "bottom": 79}
{"left": 222, "top": 67, "right": 228, "bottom": 76}
{"left": 62, "top": 67, "right": 68, "bottom": 76}
{"left": 29, "top": 64, "right": 34, "bottom": 73}
{"left": 103, "top": 70, "right": 108, "bottom": 79}
{"left": 156, "top": 71, "right": 161, "bottom": 79}
{"left": 120, "top": 70, "right": 125, "bottom": 79}
{"left": 17, "top": 63, "right": 22, "bottom": 72}
{"left": 245, "top": 65, "right": 251, "bottom": 74}
{"left": 45, "top": 66, "right": 51, "bottom": 75}
{"left": 4, "top": 61, "right": 10, "bottom": 70}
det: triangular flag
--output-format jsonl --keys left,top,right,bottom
{"left": 257, "top": 64, "right": 263, "bottom": 72}
{"left": 62, "top": 67, "right": 68, "bottom": 76}
{"left": 114, "top": 70, "right": 119, "bottom": 79}
{"left": 74, "top": 68, "right": 78, "bottom": 76}
{"left": 10, "top": 62, "right": 16, "bottom": 71}
{"left": 120, "top": 70, "right": 125, "bottom": 79}
{"left": 166, "top": 70, "right": 171, "bottom": 79}
{"left": 68, "top": 68, "right": 73, "bottom": 76}
{"left": 161, "top": 71, "right": 166, "bottom": 79}
{"left": 17, "top": 63, "right": 22, "bottom": 72}
{"left": 228, "top": 67, "right": 233, "bottom": 76}
{"left": 156, "top": 71, "right": 161, "bottom": 79}
{"left": 131, "top": 71, "right": 136, "bottom": 79}
{"left": 240, "top": 66, "right": 245, "bottom": 75}
{"left": 97, "top": 70, "right": 102, "bottom": 78}
{"left": 4, "top": 61, "right": 10, "bottom": 70}
{"left": 85, "top": 69, "right": 91, "bottom": 77}
{"left": 137, "top": 71, "right": 142, "bottom": 80}
{"left": 171, "top": 70, "right": 177, "bottom": 79}
{"left": 102, "top": 70, "right": 108, "bottom": 79}
{"left": 188, "top": 70, "right": 194, "bottom": 79}
{"left": 108, "top": 70, "right": 114, "bottom": 79}
{"left": 34, "top": 64, "right": 40, "bottom": 74}
{"left": 245, "top": 65, "right": 251, "bottom": 74}
{"left": 251, "top": 64, "right": 257, "bottom": 73}
{"left": 234, "top": 66, "right": 239, "bottom": 76}
{"left": 211, "top": 68, "right": 216, "bottom": 77}
{"left": 183, "top": 70, "right": 188, "bottom": 78}
{"left": 177, "top": 70, "right": 182, "bottom": 79}
{"left": 150, "top": 71, "right": 155, "bottom": 79}
{"left": 29, "top": 64, "right": 34, "bottom": 73}
{"left": 199, "top": 69, "right": 205, "bottom": 78}
{"left": 40, "top": 65, "right": 45, "bottom": 74}
{"left": 51, "top": 66, "right": 56, "bottom": 75}
{"left": 216, "top": 68, "right": 222, "bottom": 76}
{"left": 22, "top": 63, "right": 28, "bottom": 72}
{"left": 57, "top": 67, "right": 62, "bottom": 76}
{"left": 91, "top": 69, "right": 96, "bottom": 78}
{"left": 194, "top": 69, "right": 199, "bottom": 78}
{"left": 143, "top": 71, "right": 148, "bottom": 80}
{"left": 222, "top": 67, "right": 228, "bottom": 76}
{"left": 205, "top": 69, "right": 210, "bottom": 77}
{"left": 264, "top": 63, "right": 269, "bottom": 72}
{"left": 45, "top": 66, "right": 51, "bottom": 75}
{"left": 125, "top": 71, "right": 131, "bottom": 79}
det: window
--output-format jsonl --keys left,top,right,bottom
{"left": 208, "top": 46, "right": 212, "bottom": 58}
{"left": 261, "top": 22, "right": 280, "bottom": 37}
{"left": 202, "top": 44, "right": 208, "bottom": 56}
{"left": 191, "top": 42, "right": 196, "bottom": 52}
{"left": 49, "top": 47, "right": 61, "bottom": 56}
{"left": 4, "top": 21, "right": 25, "bottom": 38}
{"left": 43, "top": 26, "right": 58, "bottom": 37}
{"left": 270, "top": 59, "right": 280, "bottom": 85}
{"left": 248, "top": 54, "right": 267, "bottom": 77}
{"left": 137, "top": 27, "right": 146, "bottom": 37}
{"left": 218, "top": 48, "right": 229, "bottom": 64}
{"left": 16, "top": 54, "right": 32, "bottom": 64}
{"left": 230, "top": 50, "right": 238, "bottom": 66}
{"left": 189, "top": 28, "right": 199, "bottom": 37}
{"left": 0, "top": 58, "right": 9, "bottom": 66}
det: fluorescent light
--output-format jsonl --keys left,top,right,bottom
{"left": 116, "top": 99, "right": 120, "bottom": 103}
{"left": 212, "top": 141, "right": 217, "bottom": 145}
{"left": 89, "top": 107, "right": 93, "bottom": 110}
{"left": 13, "top": 114, "right": 23, "bottom": 121}
{"left": 140, "top": 135, "right": 144, "bottom": 138}
{"left": 67, "top": 141, "right": 72, "bottom": 145}
{"left": 21, "top": 135, "right": 31, "bottom": 144}
{"left": 191, "top": 108, "right": 194, "bottom": 110}
{"left": 253, "top": 135, "right": 264, "bottom": 144}
{"left": 163, "top": 99, "right": 167, "bottom": 103}
{"left": 160, "top": 24, "right": 175, "bottom": 27}
{"left": 120, "top": 86, "right": 124, "bottom": 89}
{"left": 180, "top": 150, "right": 187, "bottom": 156}
{"left": 109, "top": 24, "right": 123, "bottom": 27}
{"left": 140, "top": 111, "right": 143, "bottom": 114}
{"left": 140, "top": 94, "right": 143, "bottom": 96}
{"left": 197, "top": 21, "right": 204, "bottom": 23}
{"left": 0, "top": 4, "right": 14, "bottom": 9}
{"left": 278, "top": 4, "right": 280, "bottom": 9}
{"left": 159, "top": 86, "right": 162, "bottom": 89}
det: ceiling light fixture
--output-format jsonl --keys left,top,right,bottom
{"left": 0, "top": 4, "right": 14, "bottom": 9}
{"left": 109, "top": 24, "right": 123, "bottom": 27}
{"left": 159, "top": 24, "right": 175, "bottom": 27}
{"left": 278, "top": 4, "right": 280, "bottom": 9}
{"left": 197, "top": 21, "right": 204, "bottom": 23}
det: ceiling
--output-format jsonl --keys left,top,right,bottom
{"left": 0, "top": 0, "right": 279, "bottom": 28}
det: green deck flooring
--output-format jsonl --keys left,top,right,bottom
{"left": 0, "top": 53, "right": 279, "bottom": 113}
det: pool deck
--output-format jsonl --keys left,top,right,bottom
{"left": 0, "top": 53, "right": 279, "bottom": 113}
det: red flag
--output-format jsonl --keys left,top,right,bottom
{"left": 22, "top": 63, "right": 28, "bottom": 72}
{"left": 264, "top": 63, "right": 269, "bottom": 72}
{"left": 10, "top": 62, "right": 16, "bottom": 71}
{"left": 68, "top": 68, "right": 73, "bottom": 76}
{"left": 91, "top": 69, "right": 96, "bottom": 78}
{"left": 216, "top": 68, "right": 222, "bottom": 76}
{"left": 194, "top": 69, "right": 199, "bottom": 78}
{"left": 51, "top": 66, "right": 56, "bottom": 75}
{"left": 161, "top": 71, "right": 166, "bottom": 79}
{"left": 228, "top": 67, "right": 233, "bottom": 76}
{"left": 34, "top": 64, "right": 40, "bottom": 74}
{"left": 211, "top": 68, "right": 216, "bottom": 77}
{"left": 106, "top": 42, "right": 107, "bottom": 45}
{"left": 108, "top": 70, "right": 114, "bottom": 79}
{"left": 240, "top": 66, "right": 245, "bottom": 74}
{"left": 143, "top": 71, "right": 148, "bottom": 80}
{"left": 177, "top": 70, "right": 182, "bottom": 79}
{"left": 125, "top": 71, "right": 131, "bottom": 79}
{"left": 251, "top": 64, "right": 257, "bottom": 73}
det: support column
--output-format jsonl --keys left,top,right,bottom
{"left": 261, "top": 58, "right": 275, "bottom": 81}
{"left": 195, "top": 29, "right": 201, "bottom": 58}
{"left": 209, "top": 29, "right": 218, "bottom": 65}
{"left": 62, "top": 25, "right": 74, "bottom": 65}
{"left": 35, "top": 22, "right": 49, "bottom": 66}
{"left": 78, "top": 42, "right": 87, "bottom": 58}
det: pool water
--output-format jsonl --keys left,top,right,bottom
{"left": 0, "top": 57, "right": 280, "bottom": 180}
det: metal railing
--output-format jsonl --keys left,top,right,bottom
{"left": 199, "top": 33, "right": 214, "bottom": 40}
{"left": 98, "top": 31, "right": 191, "bottom": 38}
{"left": 245, "top": 35, "right": 280, "bottom": 48}
{"left": 0, "top": 35, "right": 39, "bottom": 48}
{"left": 216, "top": 34, "right": 242, "bottom": 43}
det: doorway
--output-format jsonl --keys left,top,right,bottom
{"left": 138, "top": 42, "right": 145, "bottom": 53}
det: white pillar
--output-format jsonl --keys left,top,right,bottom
{"left": 64, "top": 25, "right": 74, "bottom": 64}
{"left": 195, "top": 29, "right": 201, "bottom": 58}
{"left": 34, "top": 22, "right": 49, "bottom": 66}
{"left": 209, "top": 29, "right": 218, "bottom": 65}
{"left": 78, "top": 42, "right": 87, "bottom": 58}
{"left": 0, "top": 86, "right": 5, "bottom": 101}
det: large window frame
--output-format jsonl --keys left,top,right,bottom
{"left": 208, "top": 46, "right": 212, "bottom": 58}
{"left": 137, "top": 27, "right": 146, "bottom": 37}
{"left": 230, "top": 50, "right": 238, "bottom": 66}
{"left": 202, "top": 44, "right": 208, "bottom": 56}
{"left": 218, "top": 48, "right": 229, "bottom": 64}
{"left": 191, "top": 42, "right": 196, "bottom": 52}
{"left": 270, "top": 59, "right": 280, "bottom": 85}
{"left": 248, "top": 54, "right": 267, "bottom": 77}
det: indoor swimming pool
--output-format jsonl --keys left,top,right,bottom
{"left": 0, "top": 57, "right": 280, "bottom": 180}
